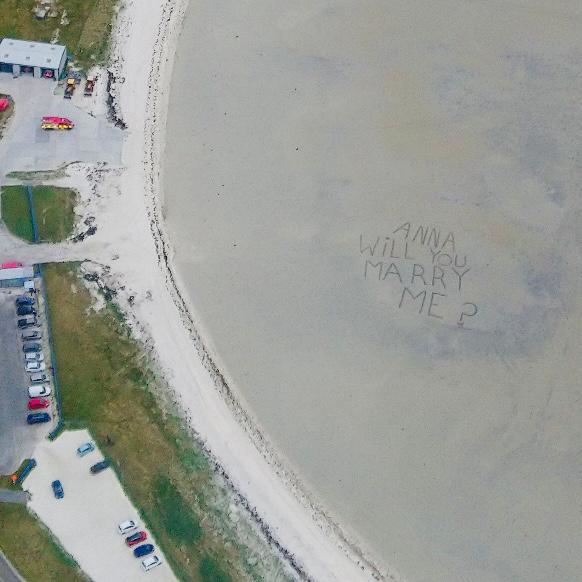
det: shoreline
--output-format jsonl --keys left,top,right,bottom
{"left": 107, "top": 0, "right": 390, "bottom": 580}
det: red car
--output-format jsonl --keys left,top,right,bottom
{"left": 1, "top": 261, "right": 22, "bottom": 269}
{"left": 28, "top": 398, "right": 50, "bottom": 410}
{"left": 41, "top": 116, "right": 74, "bottom": 130}
{"left": 125, "top": 531, "right": 147, "bottom": 547}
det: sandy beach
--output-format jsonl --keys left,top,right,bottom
{"left": 161, "top": 0, "right": 582, "bottom": 581}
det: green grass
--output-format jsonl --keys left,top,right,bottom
{"left": 0, "top": 0, "right": 118, "bottom": 68}
{"left": 33, "top": 186, "right": 77, "bottom": 242}
{"left": 154, "top": 474, "right": 203, "bottom": 544}
{"left": 0, "top": 185, "right": 34, "bottom": 242}
{"left": 0, "top": 185, "right": 77, "bottom": 243}
{"left": 0, "top": 504, "right": 87, "bottom": 582}
{"left": 200, "top": 554, "right": 231, "bottom": 582}
{"left": 43, "top": 263, "right": 245, "bottom": 582}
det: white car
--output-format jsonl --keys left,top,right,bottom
{"left": 25, "top": 352, "right": 44, "bottom": 362}
{"left": 117, "top": 520, "right": 137, "bottom": 535}
{"left": 142, "top": 555, "right": 162, "bottom": 572}
{"left": 28, "top": 384, "right": 51, "bottom": 398}
{"left": 25, "top": 361, "right": 46, "bottom": 372}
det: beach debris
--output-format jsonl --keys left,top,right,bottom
{"left": 33, "top": 0, "right": 58, "bottom": 19}
{"left": 106, "top": 70, "right": 128, "bottom": 129}
{"left": 72, "top": 225, "right": 97, "bottom": 243}
{"left": 82, "top": 270, "right": 116, "bottom": 301}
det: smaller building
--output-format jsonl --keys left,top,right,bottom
{"left": 0, "top": 266, "right": 35, "bottom": 288}
{"left": 0, "top": 38, "right": 67, "bottom": 80}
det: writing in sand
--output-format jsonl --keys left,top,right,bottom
{"left": 360, "top": 222, "right": 478, "bottom": 328}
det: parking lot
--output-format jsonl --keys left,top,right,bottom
{"left": 0, "top": 75, "right": 122, "bottom": 174}
{"left": 25, "top": 430, "right": 176, "bottom": 582}
{"left": 0, "top": 281, "right": 54, "bottom": 474}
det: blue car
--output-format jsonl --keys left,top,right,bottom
{"left": 76, "top": 442, "right": 95, "bottom": 457}
{"left": 27, "top": 412, "right": 50, "bottom": 425}
{"left": 51, "top": 480, "right": 64, "bottom": 499}
{"left": 15, "top": 296, "right": 34, "bottom": 306}
{"left": 133, "top": 544, "right": 154, "bottom": 558}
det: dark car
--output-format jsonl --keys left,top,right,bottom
{"left": 126, "top": 531, "right": 147, "bottom": 547}
{"left": 27, "top": 412, "right": 51, "bottom": 425}
{"left": 17, "top": 317, "right": 37, "bottom": 328}
{"left": 16, "top": 305, "right": 36, "bottom": 316}
{"left": 51, "top": 480, "right": 64, "bottom": 499}
{"left": 90, "top": 460, "right": 110, "bottom": 474}
{"left": 22, "top": 330, "right": 41, "bottom": 341}
{"left": 133, "top": 544, "right": 154, "bottom": 558}
{"left": 23, "top": 342, "right": 42, "bottom": 353}
{"left": 15, "top": 296, "right": 34, "bottom": 306}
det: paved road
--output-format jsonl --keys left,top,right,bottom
{"left": 0, "top": 489, "right": 29, "bottom": 504}
{"left": 0, "top": 551, "right": 23, "bottom": 582}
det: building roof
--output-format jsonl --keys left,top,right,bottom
{"left": 0, "top": 38, "right": 66, "bottom": 69}
{"left": 0, "top": 266, "right": 34, "bottom": 281}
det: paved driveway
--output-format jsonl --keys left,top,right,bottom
{"left": 0, "top": 75, "right": 122, "bottom": 174}
{"left": 0, "top": 551, "right": 23, "bottom": 582}
{"left": 0, "top": 489, "right": 29, "bottom": 504}
{"left": 0, "top": 287, "right": 52, "bottom": 474}
{"left": 25, "top": 430, "right": 176, "bottom": 582}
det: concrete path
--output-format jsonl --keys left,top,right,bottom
{"left": 0, "top": 489, "right": 29, "bottom": 504}
{"left": 0, "top": 551, "right": 24, "bottom": 582}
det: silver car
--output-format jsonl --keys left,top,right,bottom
{"left": 25, "top": 361, "right": 46, "bottom": 373}
{"left": 142, "top": 555, "right": 162, "bottom": 572}
{"left": 30, "top": 372, "right": 48, "bottom": 384}
{"left": 28, "top": 384, "right": 51, "bottom": 398}
{"left": 117, "top": 520, "right": 138, "bottom": 535}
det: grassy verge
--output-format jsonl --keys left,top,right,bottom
{"left": 0, "top": 504, "right": 88, "bottom": 581}
{"left": 34, "top": 186, "right": 77, "bottom": 242}
{"left": 43, "top": 263, "right": 287, "bottom": 582}
{"left": 0, "top": 185, "right": 34, "bottom": 242}
{"left": 0, "top": 185, "right": 77, "bottom": 243}
{"left": 0, "top": 0, "right": 117, "bottom": 69}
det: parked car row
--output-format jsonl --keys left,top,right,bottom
{"left": 14, "top": 293, "right": 53, "bottom": 426}
{"left": 117, "top": 520, "right": 162, "bottom": 572}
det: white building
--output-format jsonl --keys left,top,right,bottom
{"left": 0, "top": 38, "right": 67, "bottom": 80}
{"left": 0, "top": 266, "right": 35, "bottom": 288}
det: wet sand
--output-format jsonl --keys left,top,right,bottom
{"left": 164, "top": 1, "right": 582, "bottom": 580}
